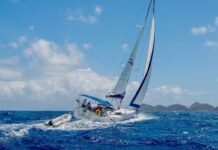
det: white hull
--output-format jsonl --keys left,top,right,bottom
{"left": 73, "top": 107, "right": 136, "bottom": 122}
{"left": 45, "top": 114, "right": 72, "bottom": 127}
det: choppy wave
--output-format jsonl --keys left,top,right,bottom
{"left": 0, "top": 113, "right": 154, "bottom": 138}
{"left": 0, "top": 111, "right": 217, "bottom": 149}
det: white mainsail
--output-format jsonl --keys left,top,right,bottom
{"left": 106, "top": 26, "right": 145, "bottom": 100}
{"left": 106, "top": 0, "right": 154, "bottom": 103}
{"left": 130, "top": 14, "right": 155, "bottom": 109}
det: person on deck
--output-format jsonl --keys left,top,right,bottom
{"left": 87, "top": 102, "right": 91, "bottom": 110}
{"left": 82, "top": 99, "right": 87, "bottom": 108}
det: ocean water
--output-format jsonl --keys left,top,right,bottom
{"left": 0, "top": 111, "right": 217, "bottom": 150}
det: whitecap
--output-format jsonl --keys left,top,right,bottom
{"left": 0, "top": 113, "right": 155, "bottom": 137}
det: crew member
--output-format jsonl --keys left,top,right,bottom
{"left": 82, "top": 99, "right": 87, "bottom": 108}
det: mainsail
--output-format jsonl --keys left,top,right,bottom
{"left": 130, "top": 8, "right": 155, "bottom": 109}
{"left": 106, "top": 0, "right": 154, "bottom": 105}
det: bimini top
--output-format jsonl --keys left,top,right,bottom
{"left": 79, "top": 94, "right": 113, "bottom": 108}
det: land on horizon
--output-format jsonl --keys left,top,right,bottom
{"left": 140, "top": 102, "right": 218, "bottom": 112}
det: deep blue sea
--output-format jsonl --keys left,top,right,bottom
{"left": 0, "top": 111, "right": 217, "bottom": 150}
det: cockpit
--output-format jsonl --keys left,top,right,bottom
{"left": 75, "top": 94, "right": 114, "bottom": 116}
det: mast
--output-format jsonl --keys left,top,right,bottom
{"left": 106, "top": 0, "right": 154, "bottom": 108}
{"left": 130, "top": 0, "right": 155, "bottom": 109}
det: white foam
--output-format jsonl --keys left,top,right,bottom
{"left": 0, "top": 122, "right": 44, "bottom": 137}
{"left": 0, "top": 123, "right": 29, "bottom": 137}
{"left": 0, "top": 113, "right": 155, "bottom": 137}
{"left": 44, "top": 113, "right": 155, "bottom": 131}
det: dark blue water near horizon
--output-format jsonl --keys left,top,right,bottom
{"left": 0, "top": 111, "right": 217, "bottom": 150}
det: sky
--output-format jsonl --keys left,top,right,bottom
{"left": 0, "top": 0, "right": 218, "bottom": 110}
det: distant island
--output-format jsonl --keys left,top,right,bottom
{"left": 140, "top": 102, "right": 218, "bottom": 112}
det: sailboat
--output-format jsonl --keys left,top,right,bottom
{"left": 73, "top": 0, "right": 155, "bottom": 122}
{"left": 45, "top": 0, "right": 155, "bottom": 126}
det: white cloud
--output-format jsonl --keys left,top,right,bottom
{"left": 80, "top": 14, "right": 97, "bottom": 24}
{"left": 0, "top": 81, "right": 25, "bottom": 98}
{"left": 18, "top": 36, "right": 28, "bottom": 44}
{"left": 95, "top": 5, "right": 102, "bottom": 15}
{"left": 82, "top": 42, "right": 92, "bottom": 50}
{"left": 24, "top": 39, "right": 84, "bottom": 66}
{"left": 68, "top": 14, "right": 97, "bottom": 24}
{"left": 214, "top": 17, "right": 218, "bottom": 26}
{"left": 191, "top": 26, "right": 215, "bottom": 36}
{"left": 0, "top": 39, "right": 103, "bottom": 101}
{"left": 67, "top": 5, "right": 102, "bottom": 24}
{"left": 0, "top": 56, "right": 19, "bottom": 65}
{"left": 9, "top": 36, "right": 28, "bottom": 49}
{"left": 204, "top": 40, "right": 218, "bottom": 48}
{"left": 9, "top": 42, "right": 19, "bottom": 49}
{"left": 148, "top": 85, "right": 185, "bottom": 99}
{"left": 121, "top": 43, "right": 128, "bottom": 51}
{"left": 0, "top": 67, "right": 22, "bottom": 80}
{"left": 29, "top": 25, "right": 35, "bottom": 31}
{"left": 67, "top": 16, "right": 76, "bottom": 21}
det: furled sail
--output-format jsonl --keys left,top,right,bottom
{"left": 130, "top": 13, "right": 155, "bottom": 109}
{"left": 106, "top": 0, "right": 153, "bottom": 103}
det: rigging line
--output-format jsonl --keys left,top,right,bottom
{"left": 119, "top": 2, "right": 150, "bottom": 84}
{"left": 105, "top": 0, "right": 151, "bottom": 88}
{"left": 119, "top": 0, "right": 150, "bottom": 68}
{"left": 141, "top": 0, "right": 153, "bottom": 30}
{"left": 121, "top": 0, "right": 151, "bottom": 60}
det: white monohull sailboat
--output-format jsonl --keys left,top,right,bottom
{"left": 73, "top": 0, "right": 155, "bottom": 122}
{"left": 46, "top": 0, "right": 156, "bottom": 126}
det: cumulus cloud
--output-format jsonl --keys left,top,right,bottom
{"left": 29, "top": 25, "right": 35, "bottom": 31}
{"left": 24, "top": 39, "right": 84, "bottom": 67}
{"left": 82, "top": 42, "right": 92, "bottom": 50}
{"left": 0, "top": 39, "right": 117, "bottom": 105}
{"left": 191, "top": 26, "right": 215, "bottom": 36}
{"left": 19, "top": 36, "right": 28, "bottom": 44}
{"left": 215, "top": 17, "right": 218, "bottom": 26}
{"left": 204, "top": 40, "right": 218, "bottom": 48}
{"left": 9, "top": 35, "right": 28, "bottom": 49}
{"left": 94, "top": 5, "right": 102, "bottom": 15}
{"left": 0, "top": 67, "right": 22, "bottom": 80}
{"left": 9, "top": 42, "right": 19, "bottom": 49}
{"left": 148, "top": 85, "right": 185, "bottom": 100}
{"left": 0, "top": 56, "right": 19, "bottom": 65}
{"left": 67, "top": 5, "right": 102, "bottom": 24}
{"left": 0, "top": 81, "right": 25, "bottom": 98}
{"left": 121, "top": 43, "right": 128, "bottom": 51}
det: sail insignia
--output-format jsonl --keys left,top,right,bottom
{"left": 129, "top": 58, "right": 133, "bottom": 66}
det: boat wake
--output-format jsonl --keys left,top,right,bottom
{"left": 0, "top": 113, "right": 155, "bottom": 138}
